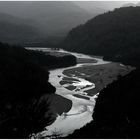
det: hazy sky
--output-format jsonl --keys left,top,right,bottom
{"left": 73, "top": 1, "right": 139, "bottom": 12}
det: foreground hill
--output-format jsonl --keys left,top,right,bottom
{"left": 62, "top": 7, "right": 140, "bottom": 65}
{"left": 0, "top": 43, "right": 76, "bottom": 138}
{"left": 67, "top": 67, "right": 140, "bottom": 139}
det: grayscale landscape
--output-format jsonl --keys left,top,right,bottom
{"left": 0, "top": 1, "right": 140, "bottom": 139}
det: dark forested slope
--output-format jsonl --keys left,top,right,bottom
{"left": 64, "top": 6, "right": 140, "bottom": 139}
{"left": 0, "top": 43, "right": 76, "bottom": 138}
{"left": 62, "top": 7, "right": 140, "bottom": 65}
{"left": 67, "top": 68, "right": 140, "bottom": 138}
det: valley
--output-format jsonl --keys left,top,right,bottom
{"left": 29, "top": 48, "right": 133, "bottom": 138}
{"left": 0, "top": 1, "right": 140, "bottom": 138}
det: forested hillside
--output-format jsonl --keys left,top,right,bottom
{"left": 63, "top": 6, "right": 140, "bottom": 139}
{"left": 0, "top": 43, "right": 76, "bottom": 138}
{"left": 62, "top": 7, "right": 140, "bottom": 65}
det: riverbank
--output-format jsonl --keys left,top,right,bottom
{"left": 62, "top": 62, "right": 134, "bottom": 96}
{"left": 0, "top": 45, "right": 76, "bottom": 138}
{"left": 31, "top": 49, "right": 134, "bottom": 139}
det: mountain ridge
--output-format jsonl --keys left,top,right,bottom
{"left": 61, "top": 6, "right": 140, "bottom": 66}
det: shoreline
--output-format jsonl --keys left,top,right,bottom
{"left": 32, "top": 49, "right": 134, "bottom": 139}
{"left": 62, "top": 62, "right": 133, "bottom": 97}
{"left": 32, "top": 53, "right": 99, "bottom": 138}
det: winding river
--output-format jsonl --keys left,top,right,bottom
{"left": 28, "top": 48, "right": 109, "bottom": 138}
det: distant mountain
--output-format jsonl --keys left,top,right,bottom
{"left": 72, "top": 1, "right": 106, "bottom": 14}
{"left": 61, "top": 6, "right": 140, "bottom": 66}
{"left": 73, "top": 1, "right": 132, "bottom": 12}
{"left": 122, "top": 1, "right": 140, "bottom": 7}
{"left": 0, "top": 13, "right": 41, "bottom": 44}
{"left": 0, "top": 1, "right": 96, "bottom": 37}
{"left": 0, "top": 2, "right": 134, "bottom": 45}
{"left": 122, "top": 3, "right": 136, "bottom": 7}
{"left": 137, "top": 2, "right": 140, "bottom": 6}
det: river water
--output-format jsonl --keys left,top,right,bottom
{"left": 28, "top": 48, "right": 109, "bottom": 138}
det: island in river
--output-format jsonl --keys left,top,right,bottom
{"left": 30, "top": 48, "right": 134, "bottom": 139}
